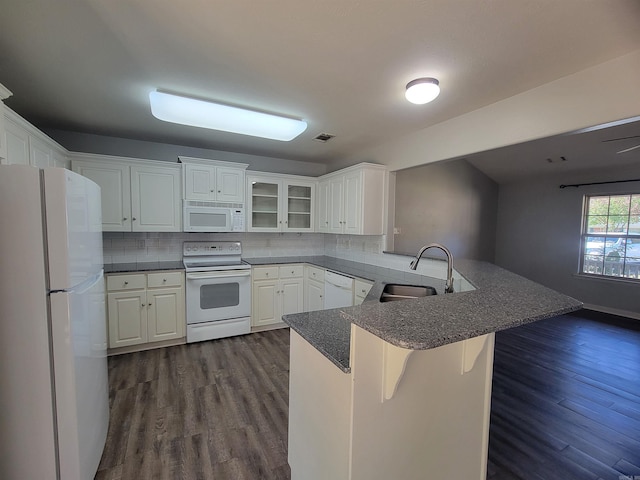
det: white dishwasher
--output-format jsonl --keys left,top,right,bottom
{"left": 324, "top": 270, "right": 354, "bottom": 309}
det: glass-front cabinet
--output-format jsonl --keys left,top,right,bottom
{"left": 247, "top": 174, "right": 316, "bottom": 232}
{"left": 286, "top": 183, "right": 313, "bottom": 230}
{"left": 250, "top": 179, "right": 280, "bottom": 230}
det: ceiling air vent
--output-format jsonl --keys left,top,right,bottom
{"left": 313, "top": 132, "right": 335, "bottom": 143}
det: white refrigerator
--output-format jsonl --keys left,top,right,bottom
{"left": 0, "top": 165, "right": 109, "bottom": 479}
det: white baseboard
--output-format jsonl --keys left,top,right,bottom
{"left": 582, "top": 303, "right": 640, "bottom": 321}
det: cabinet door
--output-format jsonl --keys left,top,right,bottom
{"left": 73, "top": 161, "right": 131, "bottom": 231}
{"left": 284, "top": 181, "right": 315, "bottom": 232}
{"left": 147, "top": 287, "right": 185, "bottom": 342}
{"left": 108, "top": 291, "right": 147, "bottom": 348}
{"left": 354, "top": 279, "right": 373, "bottom": 305}
{"left": 248, "top": 177, "right": 281, "bottom": 232}
{"left": 281, "top": 278, "right": 304, "bottom": 316}
{"left": 343, "top": 170, "right": 363, "bottom": 235}
{"left": 4, "top": 118, "right": 29, "bottom": 166}
{"left": 51, "top": 150, "right": 69, "bottom": 169}
{"left": 317, "top": 180, "right": 331, "bottom": 233}
{"left": 328, "top": 176, "right": 344, "bottom": 234}
{"left": 29, "top": 136, "right": 51, "bottom": 168}
{"left": 216, "top": 167, "right": 245, "bottom": 203}
{"left": 184, "top": 164, "right": 216, "bottom": 201}
{"left": 252, "top": 279, "right": 279, "bottom": 327}
{"left": 131, "top": 165, "right": 181, "bottom": 232}
{"left": 305, "top": 279, "right": 324, "bottom": 312}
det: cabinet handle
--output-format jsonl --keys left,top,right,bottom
{"left": 265, "top": 272, "right": 269, "bottom": 276}
{"left": 123, "top": 217, "right": 128, "bottom": 221}
{"left": 132, "top": 217, "right": 137, "bottom": 221}
{"left": 325, "top": 221, "right": 328, "bottom": 224}
{"left": 218, "top": 190, "right": 221, "bottom": 193}
{"left": 141, "top": 303, "right": 145, "bottom": 307}
{"left": 148, "top": 303, "right": 152, "bottom": 306}
{"left": 319, "top": 295, "right": 323, "bottom": 298}
{"left": 163, "top": 278, "right": 167, "bottom": 282}
{"left": 211, "top": 189, "right": 214, "bottom": 192}
{"left": 124, "top": 281, "right": 129, "bottom": 285}
{"left": 291, "top": 270, "right": 294, "bottom": 274}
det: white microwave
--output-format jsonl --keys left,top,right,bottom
{"left": 183, "top": 201, "right": 245, "bottom": 232}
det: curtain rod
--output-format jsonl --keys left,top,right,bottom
{"left": 559, "top": 178, "right": 640, "bottom": 189}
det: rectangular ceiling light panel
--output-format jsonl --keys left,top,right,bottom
{"left": 149, "top": 91, "right": 307, "bottom": 141}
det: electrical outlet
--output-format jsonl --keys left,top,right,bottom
{"left": 393, "top": 227, "right": 401, "bottom": 234}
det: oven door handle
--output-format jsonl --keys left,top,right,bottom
{"left": 186, "top": 271, "right": 252, "bottom": 280}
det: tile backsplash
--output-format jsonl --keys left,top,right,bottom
{"left": 102, "top": 231, "right": 461, "bottom": 288}
{"left": 102, "top": 232, "right": 327, "bottom": 264}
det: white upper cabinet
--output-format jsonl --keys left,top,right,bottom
{"left": 184, "top": 163, "right": 215, "bottom": 201}
{"left": 216, "top": 167, "right": 245, "bottom": 203}
{"left": 72, "top": 154, "right": 182, "bottom": 232}
{"left": 131, "top": 165, "right": 181, "bottom": 232}
{"left": 316, "top": 180, "right": 331, "bottom": 233}
{"left": 180, "top": 157, "right": 247, "bottom": 203}
{"left": 28, "top": 135, "right": 52, "bottom": 168}
{"left": 72, "top": 161, "right": 131, "bottom": 231}
{"left": 317, "top": 163, "right": 387, "bottom": 235}
{"left": 247, "top": 172, "right": 316, "bottom": 233}
{"left": 0, "top": 83, "right": 12, "bottom": 163}
{"left": 50, "top": 149, "right": 70, "bottom": 169}
{"left": 4, "top": 116, "right": 29, "bottom": 166}
{"left": 3, "top": 107, "right": 69, "bottom": 168}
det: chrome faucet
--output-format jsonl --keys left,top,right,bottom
{"left": 409, "top": 243, "right": 454, "bottom": 293}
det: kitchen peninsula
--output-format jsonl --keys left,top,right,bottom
{"left": 275, "top": 255, "right": 582, "bottom": 480}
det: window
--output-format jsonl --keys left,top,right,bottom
{"left": 581, "top": 194, "right": 640, "bottom": 280}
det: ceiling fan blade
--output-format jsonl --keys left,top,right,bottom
{"left": 603, "top": 134, "right": 640, "bottom": 143}
{"left": 617, "top": 143, "right": 640, "bottom": 154}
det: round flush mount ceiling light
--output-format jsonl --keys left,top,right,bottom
{"left": 405, "top": 77, "right": 440, "bottom": 104}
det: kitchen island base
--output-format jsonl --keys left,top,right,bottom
{"left": 288, "top": 326, "right": 495, "bottom": 480}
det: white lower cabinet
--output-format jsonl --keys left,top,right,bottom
{"left": 252, "top": 265, "right": 304, "bottom": 328}
{"left": 304, "top": 265, "right": 325, "bottom": 312}
{"left": 354, "top": 278, "right": 374, "bottom": 305}
{"left": 107, "top": 271, "right": 185, "bottom": 351}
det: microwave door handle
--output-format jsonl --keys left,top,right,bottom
{"left": 186, "top": 271, "right": 252, "bottom": 280}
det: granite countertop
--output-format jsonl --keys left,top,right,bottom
{"left": 104, "top": 261, "right": 185, "bottom": 273}
{"left": 245, "top": 256, "right": 582, "bottom": 372}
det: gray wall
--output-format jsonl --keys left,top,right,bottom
{"left": 393, "top": 159, "right": 498, "bottom": 261}
{"left": 45, "top": 129, "right": 328, "bottom": 177}
{"left": 495, "top": 164, "right": 640, "bottom": 317}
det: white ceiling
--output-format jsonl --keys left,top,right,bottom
{"left": 466, "top": 117, "right": 640, "bottom": 184}
{"left": 1, "top": 0, "right": 640, "bottom": 174}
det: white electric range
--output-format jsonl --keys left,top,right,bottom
{"left": 183, "top": 241, "right": 252, "bottom": 343}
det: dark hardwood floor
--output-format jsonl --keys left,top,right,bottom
{"left": 488, "top": 310, "right": 640, "bottom": 480}
{"left": 95, "top": 330, "right": 291, "bottom": 480}
{"left": 95, "top": 311, "right": 640, "bottom": 480}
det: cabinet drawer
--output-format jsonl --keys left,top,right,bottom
{"left": 147, "top": 271, "right": 183, "bottom": 288}
{"left": 279, "top": 264, "right": 304, "bottom": 279}
{"left": 107, "top": 274, "right": 146, "bottom": 291}
{"left": 306, "top": 265, "right": 325, "bottom": 282}
{"left": 253, "top": 266, "right": 279, "bottom": 281}
{"left": 354, "top": 278, "right": 373, "bottom": 298}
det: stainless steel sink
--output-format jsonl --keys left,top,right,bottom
{"left": 379, "top": 283, "right": 437, "bottom": 302}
